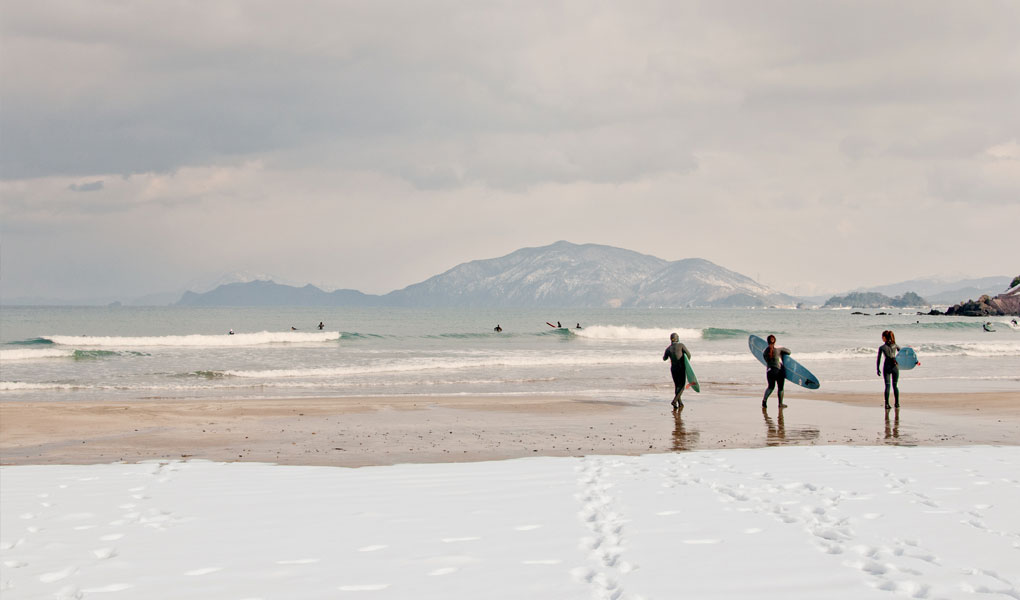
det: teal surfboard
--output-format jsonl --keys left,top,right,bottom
{"left": 684, "top": 356, "right": 700, "bottom": 393}
{"left": 748, "top": 335, "right": 820, "bottom": 390}
{"left": 895, "top": 347, "right": 919, "bottom": 370}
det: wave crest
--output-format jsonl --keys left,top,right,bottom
{"left": 39, "top": 331, "right": 342, "bottom": 348}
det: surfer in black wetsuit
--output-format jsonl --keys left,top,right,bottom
{"left": 318, "top": 322, "right": 324, "bottom": 330}
{"left": 761, "top": 335, "right": 790, "bottom": 409}
{"left": 494, "top": 324, "right": 502, "bottom": 332}
{"left": 877, "top": 330, "right": 900, "bottom": 409}
{"left": 662, "top": 333, "right": 691, "bottom": 411}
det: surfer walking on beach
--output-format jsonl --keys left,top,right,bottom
{"left": 663, "top": 332, "right": 691, "bottom": 411}
{"left": 877, "top": 330, "right": 900, "bottom": 409}
{"left": 761, "top": 334, "right": 790, "bottom": 409}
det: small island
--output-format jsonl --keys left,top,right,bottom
{"left": 823, "top": 291, "right": 927, "bottom": 309}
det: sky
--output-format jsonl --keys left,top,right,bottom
{"left": 2, "top": 1, "right": 1018, "bottom": 303}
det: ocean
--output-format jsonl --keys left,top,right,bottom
{"left": 1, "top": 306, "right": 1017, "bottom": 404}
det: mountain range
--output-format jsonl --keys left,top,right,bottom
{"left": 178, "top": 241, "right": 796, "bottom": 308}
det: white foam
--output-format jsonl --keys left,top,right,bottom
{"left": 0, "top": 348, "right": 76, "bottom": 361}
{"left": 0, "top": 382, "right": 81, "bottom": 391}
{"left": 41, "top": 331, "right": 341, "bottom": 348}
{"left": 572, "top": 326, "right": 703, "bottom": 341}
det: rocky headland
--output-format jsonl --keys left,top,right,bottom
{"left": 937, "top": 276, "right": 1020, "bottom": 316}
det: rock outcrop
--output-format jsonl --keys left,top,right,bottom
{"left": 944, "top": 277, "right": 1020, "bottom": 316}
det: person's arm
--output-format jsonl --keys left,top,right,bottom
{"left": 663, "top": 347, "right": 670, "bottom": 361}
{"left": 877, "top": 347, "right": 882, "bottom": 375}
{"left": 682, "top": 344, "right": 691, "bottom": 360}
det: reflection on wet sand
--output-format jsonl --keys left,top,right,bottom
{"left": 884, "top": 407, "right": 901, "bottom": 443}
{"left": 762, "top": 406, "right": 820, "bottom": 446}
{"left": 671, "top": 409, "right": 701, "bottom": 451}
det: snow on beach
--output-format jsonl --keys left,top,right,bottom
{"left": 2, "top": 446, "right": 1019, "bottom": 599}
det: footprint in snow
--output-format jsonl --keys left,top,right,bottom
{"left": 357, "top": 545, "right": 387, "bottom": 552}
{"left": 184, "top": 567, "right": 223, "bottom": 576}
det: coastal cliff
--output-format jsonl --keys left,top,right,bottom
{"left": 944, "top": 276, "right": 1020, "bottom": 316}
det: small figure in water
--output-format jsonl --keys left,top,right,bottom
{"left": 761, "top": 334, "right": 790, "bottom": 409}
{"left": 575, "top": 323, "right": 582, "bottom": 329}
{"left": 494, "top": 324, "right": 502, "bottom": 332}
{"left": 662, "top": 332, "right": 691, "bottom": 411}
{"left": 877, "top": 330, "right": 900, "bottom": 410}
{"left": 291, "top": 326, "right": 298, "bottom": 331}
{"left": 318, "top": 322, "right": 324, "bottom": 330}
{"left": 557, "top": 321, "right": 562, "bottom": 328}
{"left": 228, "top": 329, "right": 234, "bottom": 335}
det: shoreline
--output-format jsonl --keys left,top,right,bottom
{"left": 2, "top": 391, "right": 1017, "bottom": 467}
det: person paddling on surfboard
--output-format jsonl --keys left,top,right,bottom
{"left": 877, "top": 330, "right": 901, "bottom": 410}
{"left": 663, "top": 332, "right": 691, "bottom": 411}
{"left": 761, "top": 334, "right": 790, "bottom": 409}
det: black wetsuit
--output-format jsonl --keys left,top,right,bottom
{"left": 663, "top": 342, "right": 691, "bottom": 397}
{"left": 762, "top": 345, "right": 790, "bottom": 407}
{"left": 877, "top": 341, "right": 900, "bottom": 407}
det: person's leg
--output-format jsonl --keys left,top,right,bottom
{"left": 672, "top": 369, "right": 686, "bottom": 409}
{"left": 763, "top": 369, "right": 776, "bottom": 407}
{"left": 891, "top": 369, "right": 900, "bottom": 407}
{"left": 776, "top": 369, "right": 786, "bottom": 407}
{"left": 883, "top": 369, "right": 892, "bottom": 408}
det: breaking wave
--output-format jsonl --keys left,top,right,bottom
{"left": 571, "top": 326, "right": 703, "bottom": 341}
{"left": 37, "top": 331, "right": 342, "bottom": 348}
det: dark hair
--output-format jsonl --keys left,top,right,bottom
{"left": 882, "top": 330, "right": 896, "bottom": 344}
{"left": 765, "top": 334, "right": 776, "bottom": 361}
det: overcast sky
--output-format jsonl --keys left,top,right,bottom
{"left": 2, "top": 0, "right": 1018, "bottom": 302}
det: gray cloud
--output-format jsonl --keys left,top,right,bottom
{"left": 1, "top": 1, "right": 1018, "bottom": 302}
{"left": 68, "top": 180, "right": 104, "bottom": 192}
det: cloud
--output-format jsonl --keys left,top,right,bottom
{"left": 1, "top": 1, "right": 1018, "bottom": 302}
{"left": 68, "top": 180, "right": 104, "bottom": 192}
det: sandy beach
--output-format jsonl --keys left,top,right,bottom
{"left": 3, "top": 390, "right": 1017, "bottom": 467}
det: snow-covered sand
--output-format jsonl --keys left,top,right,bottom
{"left": 2, "top": 446, "right": 1018, "bottom": 599}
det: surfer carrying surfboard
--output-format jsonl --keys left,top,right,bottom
{"left": 662, "top": 333, "right": 691, "bottom": 411}
{"left": 761, "top": 335, "right": 790, "bottom": 409}
{"left": 877, "top": 330, "right": 901, "bottom": 409}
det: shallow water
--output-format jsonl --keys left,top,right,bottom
{"left": 2, "top": 306, "right": 1017, "bottom": 403}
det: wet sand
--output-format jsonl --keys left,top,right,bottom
{"left": 2, "top": 390, "right": 1017, "bottom": 467}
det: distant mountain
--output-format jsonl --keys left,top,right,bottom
{"left": 383, "top": 241, "right": 794, "bottom": 308}
{"left": 823, "top": 291, "right": 928, "bottom": 309}
{"left": 848, "top": 276, "right": 1011, "bottom": 306}
{"left": 175, "top": 241, "right": 795, "bottom": 308}
{"left": 177, "top": 280, "right": 377, "bottom": 307}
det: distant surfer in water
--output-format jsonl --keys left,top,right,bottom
{"left": 662, "top": 333, "right": 691, "bottom": 411}
{"left": 228, "top": 329, "right": 234, "bottom": 335}
{"left": 761, "top": 334, "right": 790, "bottom": 409}
{"left": 494, "top": 324, "right": 502, "bottom": 332}
{"left": 575, "top": 323, "right": 582, "bottom": 329}
{"left": 877, "top": 330, "right": 900, "bottom": 409}
{"left": 318, "top": 322, "right": 324, "bottom": 330}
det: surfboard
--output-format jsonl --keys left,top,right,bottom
{"left": 748, "top": 334, "right": 821, "bottom": 390}
{"left": 683, "top": 356, "right": 700, "bottom": 393}
{"left": 895, "top": 346, "right": 919, "bottom": 370}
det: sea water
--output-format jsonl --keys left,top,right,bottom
{"left": 1, "top": 306, "right": 1017, "bottom": 404}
